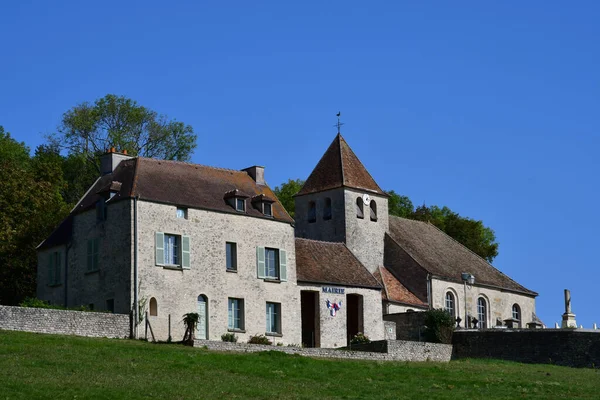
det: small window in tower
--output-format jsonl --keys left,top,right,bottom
{"left": 370, "top": 200, "right": 377, "bottom": 221}
{"left": 356, "top": 198, "right": 364, "bottom": 219}
{"left": 308, "top": 201, "right": 316, "bottom": 223}
{"left": 323, "top": 198, "right": 332, "bottom": 220}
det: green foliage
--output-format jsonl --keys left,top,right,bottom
{"left": 4, "top": 331, "right": 599, "bottom": 399}
{"left": 424, "top": 309, "right": 456, "bottom": 344}
{"left": 387, "top": 190, "right": 414, "bottom": 218}
{"left": 350, "top": 332, "right": 371, "bottom": 345}
{"left": 221, "top": 333, "right": 238, "bottom": 343}
{"left": 182, "top": 312, "right": 200, "bottom": 345}
{"left": 19, "top": 297, "right": 93, "bottom": 312}
{"left": 247, "top": 334, "right": 272, "bottom": 345}
{"left": 0, "top": 127, "right": 70, "bottom": 305}
{"left": 273, "top": 178, "right": 305, "bottom": 218}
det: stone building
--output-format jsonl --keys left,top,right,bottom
{"left": 37, "top": 132, "right": 538, "bottom": 346}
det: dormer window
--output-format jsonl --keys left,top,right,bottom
{"left": 236, "top": 198, "right": 245, "bottom": 212}
{"left": 176, "top": 207, "right": 188, "bottom": 219}
{"left": 224, "top": 189, "right": 250, "bottom": 213}
{"left": 263, "top": 202, "right": 272, "bottom": 217}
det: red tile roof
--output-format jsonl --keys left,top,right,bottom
{"left": 373, "top": 266, "right": 428, "bottom": 307}
{"left": 295, "top": 238, "right": 381, "bottom": 289}
{"left": 297, "top": 134, "right": 386, "bottom": 196}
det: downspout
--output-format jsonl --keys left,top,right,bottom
{"left": 426, "top": 273, "right": 432, "bottom": 309}
{"left": 133, "top": 196, "right": 139, "bottom": 338}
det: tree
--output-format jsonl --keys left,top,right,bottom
{"left": 50, "top": 94, "right": 197, "bottom": 173}
{"left": 0, "top": 127, "right": 69, "bottom": 305}
{"left": 273, "top": 179, "right": 305, "bottom": 219}
{"left": 386, "top": 190, "right": 414, "bottom": 218}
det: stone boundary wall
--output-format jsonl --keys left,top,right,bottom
{"left": 194, "top": 339, "right": 452, "bottom": 362}
{"left": 383, "top": 312, "right": 426, "bottom": 341}
{"left": 0, "top": 305, "right": 130, "bottom": 339}
{"left": 453, "top": 329, "right": 600, "bottom": 368}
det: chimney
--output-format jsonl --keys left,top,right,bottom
{"left": 100, "top": 149, "right": 134, "bottom": 175}
{"left": 242, "top": 166, "right": 265, "bottom": 185}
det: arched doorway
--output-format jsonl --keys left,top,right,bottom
{"left": 197, "top": 295, "right": 208, "bottom": 340}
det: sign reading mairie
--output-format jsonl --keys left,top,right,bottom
{"left": 322, "top": 287, "right": 345, "bottom": 294}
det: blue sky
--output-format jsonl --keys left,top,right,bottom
{"left": 1, "top": 1, "right": 598, "bottom": 328}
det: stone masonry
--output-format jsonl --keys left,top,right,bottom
{"left": 0, "top": 305, "right": 130, "bottom": 338}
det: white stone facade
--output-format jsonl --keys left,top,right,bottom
{"left": 430, "top": 278, "right": 536, "bottom": 328}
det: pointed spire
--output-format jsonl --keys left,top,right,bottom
{"left": 297, "top": 134, "right": 385, "bottom": 196}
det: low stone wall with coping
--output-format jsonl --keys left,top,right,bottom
{"left": 194, "top": 339, "right": 452, "bottom": 362}
{"left": 0, "top": 305, "right": 130, "bottom": 338}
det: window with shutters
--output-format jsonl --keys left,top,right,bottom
{"left": 228, "top": 298, "right": 245, "bottom": 331}
{"left": 370, "top": 200, "right": 377, "bottom": 221}
{"left": 266, "top": 302, "right": 281, "bottom": 335}
{"left": 86, "top": 238, "right": 100, "bottom": 272}
{"left": 356, "top": 197, "right": 364, "bottom": 219}
{"left": 155, "top": 232, "right": 190, "bottom": 269}
{"left": 256, "top": 247, "right": 287, "bottom": 281}
{"left": 47, "top": 251, "right": 62, "bottom": 286}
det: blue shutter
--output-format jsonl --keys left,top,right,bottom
{"left": 155, "top": 232, "right": 165, "bottom": 265}
{"left": 279, "top": 249, "right": 287, "bottom": 282}
{"left": 256, "top": 247, "right": 265, "bottom": 278}
{"left": 181, "top": 235, "right": 190, "bottom": 269}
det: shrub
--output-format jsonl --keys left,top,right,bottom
{"left": 19, "top": 297, "right": 54, "bottom": 309}
{"left": 350, "top": 332, "right": 371, "bottom": 345}
{"left": 248, "top": 334, "right": 272, "bottom": 345}
{"left": 221, "top": 333, "right": 238, "bottom": 343}
{"left": 423, "top": 308, "right": 455, "bottom": 344}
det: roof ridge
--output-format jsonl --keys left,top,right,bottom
{"left": 338, "top": 133, "right": 346, "bottom": 186}
{"left": 295, "top": 237, "right": 345, "bottom": 246}
{"left": 423, "top": 221, "right": 534, "bottom": 293}
{"left": 138, "top": 156, "right": 246, "bottom": 174}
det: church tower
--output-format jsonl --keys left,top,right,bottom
{"left": 294, "top": 134, "right": 389, "bottom": 273}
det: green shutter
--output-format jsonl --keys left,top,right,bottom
{"left": 155, "top": 232, "right": 165, "bottom": 265}
{"left": 93, "top": 238, "right": 99, "bottom": 270}
{"left": 256, "top": 246, "right": 266, "bottom": 278}
{"left": 279, "top": 249, "right": 287, "bottom": 282}
{"left": 181, "top": 235, "right": 190, "bottom": 269}
{"left": 86, "top": 240, "right": 92, "bottom": 271}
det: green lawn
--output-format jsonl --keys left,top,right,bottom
{"left": 0, "top": 330, "right": 598, "bottom": 399}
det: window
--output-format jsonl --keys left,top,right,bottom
{"left": 106, "top": 299, "right": 114, "bottom": 313}
{"left": 176, "top": 207, "right": 187, "bottom": 219}
{"left": 477, "top": 297, "right": 487, "bottom": 329}
{"left": 356, "top": 197, "right": 364, "bottom": 219}
{"left": 228, "top": 298, "right": 244, "bottom": 330}
{"left": 47, "top": 251, "right": 61, "bottom": 286}
{"left": 256, "top": 247, "right": 287, "bottom": 281}
{"left": 512, "top": 304, "right": 521, "bottom": 325}
{"left": 370, "top": 200, "right": 377, "bottom": 221}
{"left": 445, "top": 292, "right": 455, "bottom": 318}
{"left": 149, "top": 298, "right": 158, "bottom": 316}
{"left": 266, "top": 302, "right": 281, "bottom": 334}
{"left": 155, "top": 232, "right": 190, "bottom": 268}
{"left": 265, "top": 248, "right": 280, "bottom": 279}
{"left": 236, "top": 198, "right": 245, "bottom": 212}
{"left": 86, "top": 238, "right": 100, "bottom": 272}
{"left": 263, "top": 202, "right": 272, "bottom": 217}
{"left": 96, "top": 200, "right": 107, "bottom": 222}
{"left": 308, "top": 201, "right": 316, "bottom": 223}
{"left": 323, "top": 198, "right": 332, "bottom": 220}
{"left": 226, "top": 242, "right": 237, "bottom": 271}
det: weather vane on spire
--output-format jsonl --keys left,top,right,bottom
{"left": 335, "top": 111, "right": 344, "bottom": 134}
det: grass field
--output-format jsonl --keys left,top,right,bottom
{"left": 1, "top": 330, "right": 599, "bottom": 399}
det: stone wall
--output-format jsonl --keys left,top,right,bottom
{"left": 294, "top": 188, "right": 347, "bottom": 243}
{"left": 137, "top": 200, "right": 301, "bottom": 344}
{"left": 431, "top": 278, "right": 536, "bottom": 329}
{"left": 453, "top": 329, "right": 600, "bottom": 368}
{"left": 194, "top": 339, "right": 452, "bottom": 362}
{"left": 0, "top": 305, "right": 130, "bottom": 338}
{"left": 383, "top": 311, "right": 426, "bottom": 341}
